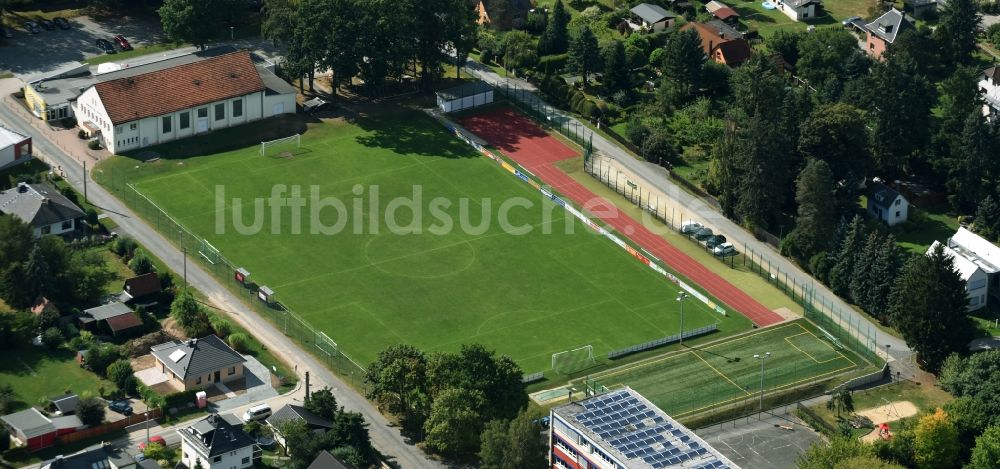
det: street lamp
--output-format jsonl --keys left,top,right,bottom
{"left": 230, "top": 26, "right": 235, "bottom": 41}
{"left": 753, "top": 352, "right": 771, "bottom": 419}
{"left": 676, "top": 292, "right": 689, "bottom": 345}
{"left": 885, "top": 344, "right": 892, "bottom": 380}
{"left": 144, "top": 411, "right": 150, "bottom": 444}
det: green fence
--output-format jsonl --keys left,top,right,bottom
{"left": 97, "top": 170, "right": 367, "bottom": 382}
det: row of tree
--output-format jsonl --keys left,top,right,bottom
{"left": 364, "top": 344, "right": 543, "bottom": 464}
{"left": 275, "top": 387, "right": 376, "bottom": 468}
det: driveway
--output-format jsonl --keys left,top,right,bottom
{"left": 0, "top": 14, "right": 165, "bottom": 76}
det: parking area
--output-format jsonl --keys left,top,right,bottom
{"left": 0, "top": 14, "right": 165, "bottom": 76}
{"left": 695, "top": 411, "right": 823, "bottom": 469}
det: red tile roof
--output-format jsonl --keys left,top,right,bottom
{"left": 105, "top": 312, "right": 143, "bottom": 334}
{"left": 123, "top": 272, "right": 161, "bottom": 300}
{"left": 94, "top": 51, "right": 265, "bottom": 125}
{"left": 713, "top": 7, "right": 739, "bottom": 20}
{"left": 682, "top": 22, "right": 752, "bottom": 67}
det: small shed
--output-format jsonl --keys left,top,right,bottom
{"left": 235, "top": 267, "right": 251, "bottom": 285}
{"left": 120, "top": 272, "right": 161, "bottom": 303}
{"left": 49, "top": 394, "right": 79, "bottom": 416}
{"left": 436, "top": 81, "right": 494, "bottom": 113}
{"left": 630, "top": 3, "right": 676, "bottom": 32}
{"left": 258, "top": 286, "right": 275, "bottom": 305}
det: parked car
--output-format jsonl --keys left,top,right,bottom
{"left": 693, "top": 227, "right": 714, "bottom": 241}
{"left": 113, "top": 35, "right": 132, "bottom": 51}
{"left": 108, "top": 400, "right": 133, "bottom": 415}
{"left": 680, "top": 221, "right": 702, "bottom": 235}
{"left": 242, "top": 404, "right": 271, "bottom": 422}
{"left": 713, "top": 243, "right": 736, "bottom": 257}
{"left": 23, "top": 21, "right": 40, "bottom": 34}
{"left": 53, "top": 17, "right": 71, "bottom": 29}
{"left": 705, "top": 235, "right": 727, "bottom": 249}
{"left": 138, "top": 435, "right": 166, "bottom": 450}
{"left": 96, "top": 38, "right": 116, "bottom": 54}
{"left": 0, "top": 27, "right": 12, "bottom": 39}
{"left": 37, "top": 18, "right": 54, "bottom": 30}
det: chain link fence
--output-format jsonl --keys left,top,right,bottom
{"left": 490, "top": 80, "right": 594, "bottom": 159}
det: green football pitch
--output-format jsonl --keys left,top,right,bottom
{"left": 584, "top": 320, "right": 867, "bottom": 417}
{"left": 96, "top": 108, "right": 752, "bottom": 373}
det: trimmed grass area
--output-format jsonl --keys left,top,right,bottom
{"left": 892, "top": 206, "right": 960, "bottom": 255}
{"left": 84, "top": 43, "right": 182, "bottom": 65}
{"left": 94, "top": 107, "right": 753, "bottom": 374}
{"left": 585, "top": 320, "right": 869, "bottom": 417}
{"left": 971, "top": 310, "right": 1000, "bottom": 337}
{"left": 805, "top": 380, "right": 953, "bottom": 434}
{"left": 0, "top": 347, "right": 113, "bottom": 412}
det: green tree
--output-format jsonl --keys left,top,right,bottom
{"left": 567, "top": 24, "right": 600, "bottom": 88}
{"left": 128, "top": 249, "right": 154, "bottom": 276}
{"left": 934, "top": 0, "right": 981, "bottom": 66}
{"left": 784, "top": 159, "right": 837, "bottom": 261}
{"left": 538, "top": 0, "right": 569, "bottom": 54}
{"left": 868, "top": 49, "right": 935, "bottom": 176}
{"left": 426, "top": 344, "right": 526, "bottom": 422}
{"left": 479, "top": 410, "right": 547, "bottom": 469}
{"left": 602, "top": 40, "right": 629, "bottom": 95}
{"left": 315, "top": 0, "right": 364, "bottom": 91}
{"left": 279, "top": 420, "right": 319, "bottom": 469}
{"left": 423, "top": 387, "right": 486, "bottom": 458}
{"left": 261, "top": 0, "right": 297, "bottom": 45}
{"left": 85, "top": 343, "right": 123, "bottom": 376}
{"left": 106, "top": 359, "right": 134, "bottom": 393}
{"left": 935, "top": 66, "right": 982, "bottom": 157}
{"left": 659, "top": 28, "right": 704, "bottom": 108}
{"left": 796, "top": 28, "right": 868, "bottom": 99}
{"left": 969, "top": 425, "right": 1000, "bottom": 469}
{"left": 364, "top": 344, "right": 429, "bottom": 431}
{"left": 974, "top": 195, "right": 1000, "bottom": 241}
{"left": 77, "top": 395, "right": 106, "bottom": 426}
{"left": 41, "top": 327, "right": 63, "bottom": 350}
{"left": 499, "top": 30, "right": 539, "bottom": 73}
{"left": 329, "top": 411, "right": 375, "bottom": 465}
{"left": 828, "top": 216, "right": 866, "bottom": 296}
{"left": 799, "top": 436, "right": 875, "bottom": 469}
{"left": 170, "top": 290, "right": 201, "bottom": 328}
{"left": 889, "top": 244, "right": 976, "bottom": 372}
{"left": 835, "top": 456, "right": 905, "bottom": 469}
{"left": 306, "top": 387, "right": 338, "bottom": 421}
{"left": 227, "top": 332, "right": 251, "bottom": 353}
{"left": 945, "top": 109, "right": 996, "bottom": 211}
{"left": 913, "top": 408, "right": 961, "bottom": 469}
{"left": 798, "top": 103, "right": 870, "bottom": 199}
{"left": 443, "top": 0, "right": 478, "bottom": 79}
{"left": 767, "top": 30, "right": 804, "bottom": 65}
{"left": 158, "top": 0, "right": 241, "bottom": 50}
{"left": 943, "top": 397, "right": 993, "bottom": 451}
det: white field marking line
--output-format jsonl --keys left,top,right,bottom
{"left": 783, "top": 332, "right": 845, "bottom": 365}
{"left": 791, "top": 322, "right": 857, "bottom": 368}
{"left": 690, "top": 349, "right": 752, "bottom": 396}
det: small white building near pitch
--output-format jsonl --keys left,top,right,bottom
{"left": 929, "top": 227, "right": 1000, "bottom": 311}
{"left": 436, "top": 81, "right": 493, "bottom": 113}
{"left": 72, "top": 49, "right": 296, "bottom": 154}
{"left": 0, "top": 125, "right": 31, "bottom": 169}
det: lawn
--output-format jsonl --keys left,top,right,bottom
{"left": 804, "top": 380, "right": 953, "bottom": 435}
{"left": 584, "top": 320, "right": 870, "bottom": 417}
{"left": 0, "top": 347, "right": 113, "bottom": 412}
{"left": 94, "top": 108, "right": 753, "bottom": 374}
{"left": 84, "top": 42, "right": 182, "bottom": 65}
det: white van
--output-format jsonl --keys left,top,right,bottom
{"left": 242, "top": 404, "right": 272, "bottom": 422}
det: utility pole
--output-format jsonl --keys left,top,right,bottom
{"left": 83, "top": 160, "right": 88, "bottom": 202}
{"left": 754, "top": 352, "right": 771, "bottom": 419}
{"left": 183, "top": 247, "right": 188, "bottom": 290}
{"left": 677, "top": 292, "right": 689, "bottom": 345}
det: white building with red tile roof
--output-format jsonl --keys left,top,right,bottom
{"left": 72, "top": 49, "right": 295, "bottom": 154}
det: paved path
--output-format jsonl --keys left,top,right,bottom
{"left": 0, "top": 78, "right": 443, "bottom": 469}
{"left": 462, "top": 61, "right": 918, "bottom": 377}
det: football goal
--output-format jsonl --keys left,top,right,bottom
{"left": 260, "top": 134, "right": 302, "bottom": 157}
{"left": 552, "top": 345, "right": 597, "bottom": 375}
{"left": 198, "top": 239, "right": 221, "bottom": 265}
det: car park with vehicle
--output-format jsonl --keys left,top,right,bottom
{"left": 113, "top": 35, "right": 131, "bottom": 51}
{"left": 694, "top": 227, "right": 714, "bottom": 241}
{"left": 96, "top": 38, "right": 116, "bottom": 54}
{"left": 680, "top": 221, "right": 702, "bottom": 234}
{"left": 37, "top": 18, "right": 54, "bottom": 30}
{"left": 108, "top": 400, "right": 133, "bottom": 415}
{"left": 53, "top": 17, "right": 71, "bottom": 29}
{"left": 705, "top": 235, "right": 727, "bottom": 249}
{"left": 713, "top": 243, "right": 736, "bottom": 257}
{"left": 23, "top": 21, "right": 40, "bottom": 34}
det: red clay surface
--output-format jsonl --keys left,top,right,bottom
{"left": 458, "top": 107, "right": 784, "bottom": 327}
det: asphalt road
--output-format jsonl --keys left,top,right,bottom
{"left": 0, "top": 86, "right": 444, "bottom": 469}
{"left": 464, "top": 60, "right": 915, "bottom": 374}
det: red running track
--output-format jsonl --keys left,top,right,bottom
{"left": 458, "top": 108, "right": 784, "bottom": 327}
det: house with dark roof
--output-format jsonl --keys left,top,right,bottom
{"left": 775, "top": 0, "right": 821, "bottom": 21}
{"left": 629, "top": 3, "right": 677, "bottom": 33}
{"left": 70, "top": 49, "right": 295, "bottom": 154}
{"left": 78, "top": 302, "right": 143, "bottom": 337}
{"left": 867, "top": 179, "right": 909, "bottom": 226}
{"left": 150, "top": 335, "right": 246, "bottom": 391}
{"left": 178, "top": 414, "right": 259, "bottom": 469}
{"left": 705, "top": 1, "right": 739, "bottom": 24}
{"left": 904, "top": 0, "right": 938, "bottom": 19}
{"left": 120, "top": 272, "right": 162, "bottom": 305}
{"left": 0, "top": 125, "right": 31, "bottom": 170}
{"left": 980, "top": 65, "right": 1000, "bottom": 121}
{"left": 266, "top": 404, "right": 334, "bottom": 449}
{"left": 307, "top": 450, "right": 355, "bottom": 469}
{"left": 0, "top": 182, "right": 85, "bottom": 237}
{"left": 49, "top": 394, "right": 79, "bottom": 416}
{"left": 681, "top": 22, "right": 752, "bottom": 68}
{"left": 472, "top": 0, "right": 532, "bottom": 30}
{"left": 40, "top": 442, "right": 160, "bottom": 468}
{"left": 865, "top": 8, "right": 914, "bottom": 59}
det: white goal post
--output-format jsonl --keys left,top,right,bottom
{"left": 260, "top": 134, "right": 302, "bottom": 156}
{"left": 552, "top": 345, "right": 596, "bottom": 375}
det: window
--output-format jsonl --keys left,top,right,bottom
{"left": 242, "top": 457, "right": 250, "bottom": 464}
{"left": 196, "top": 376, "right": 202, "bottom": 384}
{"left": 61, "top": 220, "right": 72, "bottom": 230}
{"left": 895, "top": 211, "right": 900, "bottom": 218}
{"left": 130, "top": 123, "right": 137, "bottom": 130}
{"left": 971, "top": 296, "right": 980, "bottom": 306}
{"left": 180, "top": 112, "right": 190, "bottom": 129}
{"left": 162, "top": 116, "right": 172, "bottom": 133}
{"left": 215, "top": 103, "right": 225, "bottom": 120}
{"left": 233, "top": 99, "right": 243, "bottom": 118}
{"left": 969, "top": 279, "right": 987, "bottom": 291}
{"left": 116, "top": 126, "right": 122, "bottom": 133}
{"left": 213, "top": 456, "right": 222, "bottom": 463}
{"left": 41, "top": 225, "right": 51, "bottom": 235}
{"left": 198, "top": 107, "right": 208, "bottom": 118}
{"left": 895, "top": 199, "right": 901, "bottom": 206}
{"left": 228, "top": 366, "right": 236, "bottom": 375}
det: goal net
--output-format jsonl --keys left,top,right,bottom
{"left": 552, "top": 345, "right": 596, "bottom": 375}
{"left": 260, "top": 134, "right": 302, "bottom": 157}
{"left": 315, "top": 331, "right": 339, "bottom": 358}
{"left": 198, "top": 239, "right": 221, "bottom": 265}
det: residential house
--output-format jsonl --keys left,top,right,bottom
{"left": 472, "top": 0, "right": 532, "bottom": 30}
{"left": 178, "top": 414, "right": 259, "bottom": 469}
{"left": 78, "top": 302, "right": 143, "bottom": 337}
{"left": 266, "top": 404, "right": 334, "bottom": 449}
{"left": 682, "top": 22, "right": 753, "bottom": 68}
{"left": 904, "top": 0, "right": 938, "bottom": 19}
{"left": 865, "top": 8, "right": 914, "bottom": 59}
{"left": 0, "top": 125, "right": 31, "bottom": 170}
{"left": 867, "top": 180, "right": 909, "bottom": 226}
{"left": 150, "top": 335, "right": 246, "bottom": 391}
{"left": 120, "top": 272, "right": 162, "bottom": 305}
{"left": 705, "top": 1, "right": 740, "bottom": 24}
{"left": 40, "top": 442, "right": 161, "bottom": 468}
{"left": 775, "top": 0, "right": 821, "bottom": 21}
{"left": 1, "top": 408, "right": 57, "bottom": 452}
{"left": 929, "top": 241, "right": 993, "bottom": 311}
{"left": 629, "top": 3, "right": 677, "bottom": 33}
{"left": 941, "top": 227, "right": 1000, "bottom": 310}
{"left": 308, "top": 450, "right": 355, "bottom": 469}
{"left": 30, "top": 296, "right": 59, "bottom": 316}
{"left": 980, "top": 65, "right": 1000, "bottom": 121}
{"left": 49, "top": 394, "right": 79, "bottom": 416}
{"left": 0, "top": 182, "right": 85, "bottom": 237}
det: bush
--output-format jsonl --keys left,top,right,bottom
{"left": 106, "top": 359, "right": 135, "bottom": 392}
{"left": 210, "top": 318, "right": 232, "bottom": 339}
{"left": 87, "top": 140, "right": 101, "bottom": 150}
{"left": 86, "top": 342, "right": 124, "bottom": 375}
{"left": 77, "top": 129, "right": 87, "bottom": 140}
{"left": 129, "top": 249, "right": 154, "bottom": 275}
{"left": 77, "top": 395, "right": 105, "bottom": 426}
{"left": 85, "top": 208, "right": 99, "bottom": 226}
{"left": 112, "top": 237, "right": 138, "bottom": 259}
{"left": 479, "top": 47, "right": 494, "bottom": 65}
{"left": 538, "top": 53, "right": 569, "bottom": 73}
{"left": 227, "top": 333, "right": 252, "bottom": 353}
{"left": 142, "top": 442, "right": 172, "bottom": 461}
{"left": 164, "top": 389, "right": 200, "bottom": 408}
{"left": 42, "top": 327, "right": 64, "bottom": 350}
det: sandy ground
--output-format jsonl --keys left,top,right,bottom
{"left": 858, "top": 400, "right": 918, "bottom": 442}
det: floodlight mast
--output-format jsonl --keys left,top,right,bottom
{"left": 753, "top": 352, "right": 771, "bottom": 419}
{"left": 676, "top": 292, "right": 689, "bottom": 345}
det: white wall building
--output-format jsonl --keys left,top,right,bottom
{"left": 981, "top": 65, "right": 1000, "bottom": 121}
{"left": 775, "top": 0, "right": 821, "bottom": 21}
{"left": 927, "top": 227, "right": 1000, "bottom": 311}
{"left": 0, "top": 126, "right": 32, "bottom": 169}
{"left": 178, "top": 414, "right": 259, "bottom": 469}
{"left": 0, "top": 183, "right": 85, "bottom": 237}
{"left": 72, "top": 50, "right": 295, "bottom": 154}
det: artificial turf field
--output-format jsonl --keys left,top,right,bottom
{"left": 97, "top": 108, "right": 752, "bottom": 372}
{"left": 585, "top": 320, "right": 866, "bottom": 417}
